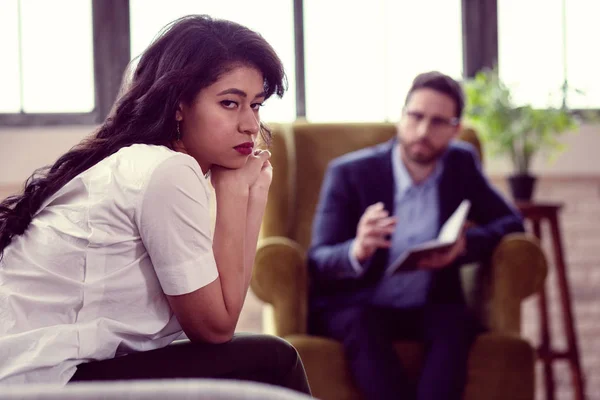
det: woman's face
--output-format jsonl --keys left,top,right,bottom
{"left": 176, "top": 65, "right": 266, "bottom": 173}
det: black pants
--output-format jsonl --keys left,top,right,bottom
{"left": 70, "top": 333, "right": 311, "bottom": 396}
{"left": 311, "top": 303, "right": 475, "bottom": 400}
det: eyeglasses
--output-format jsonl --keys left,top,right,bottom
{"left": 404, "top": 110, "right": 459, "bottom": 130}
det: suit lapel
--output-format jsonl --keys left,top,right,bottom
{"left": 361, "top": 141, "right": 396, "bottom": 273}
{"left": 438, "top": 168, "right": 454, "bottom": 227}
{"left": 372, "top": 141, "right": 396, "bottom": 215}
{"left": 437, "top": 151, "right": 465, "bottom": 228}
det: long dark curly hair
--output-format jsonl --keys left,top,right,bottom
{"left": 0, "top": 15, "right": 286, "bottom": 259}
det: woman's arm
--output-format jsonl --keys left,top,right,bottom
{"left": 167, "top": 157, "right": 269, "bottom": 343}
{"left": 243, "top": 159, "right": 272, "bottom": 288}
{"left": 186, "top": 157, "right": 272, "bottom": 341}
{"left": 165, "top": 180, "right": 250, "bottom": 344}
{"left": 140, "top": 153, "right": 269, "bottom": 344}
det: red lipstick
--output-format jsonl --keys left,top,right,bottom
{"left": 234, "top": 142, "right": 254, "bottom": 155}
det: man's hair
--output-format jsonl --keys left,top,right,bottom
{"left": 404, "top": 71, "right": 464, "bottom": 118}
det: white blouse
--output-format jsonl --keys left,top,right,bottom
{"left": 0, "top": 144, "right": 218, "bottom": 384}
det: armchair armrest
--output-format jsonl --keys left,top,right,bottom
{"left": 251, "top": 237, "right": 308, "bottom": 337}
{"left": 488, "top": 233, "right": 548, "bottom": 335}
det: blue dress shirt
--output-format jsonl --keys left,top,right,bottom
{"left": 351, "top": 144, "right": 443, "bottom": 308}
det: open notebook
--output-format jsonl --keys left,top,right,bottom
{"left": 385, "top": 199, "right": 471, "bottom": 275}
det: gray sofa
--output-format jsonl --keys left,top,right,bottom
{"left": 0, "top": 379, "right": 313, "bottom": 399}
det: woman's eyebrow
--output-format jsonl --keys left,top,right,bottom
{"left": 216, "top": 88, "right": 266, "bottom": 99}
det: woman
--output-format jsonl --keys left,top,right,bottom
{"left": 0, "top": 15, "right": 310, "bottom": 394}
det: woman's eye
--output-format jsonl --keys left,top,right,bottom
{"left": 221, "top": 100, "right": 238, "bottom": 109}
{"left": 251, "top": 102, "right": 264, "bottom": 111}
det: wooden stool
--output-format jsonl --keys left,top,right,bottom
{"left": 516, "top": 202, "right": 586, "bottom": 400}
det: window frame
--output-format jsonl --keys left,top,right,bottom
{"left": 0, "top": 0, "right": 131, "bottom": 127}
{"left": 1, "top": 0, "right": 597, "bottom": 127}
{"left": 466, "top": 0, "right": 600, "bottom": 116}
{"left": 462, "top": 0, "right": 498, "bottom": 78}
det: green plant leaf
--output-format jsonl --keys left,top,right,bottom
{"left": 463, "top": 66, "right": 580, "bottom": 174}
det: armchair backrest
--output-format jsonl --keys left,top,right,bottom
{"left": 261, "top": 122, "right": 482, "bottom": 250}
{"left": 255, "top": 123, "right": 546, "bottom": 337}
{"left": 262, "top": 122, "right": 394, "bottom": 248}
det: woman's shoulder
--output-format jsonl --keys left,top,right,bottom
{"left": 114, "top": 143, "right": 180, "bottom": 163}
{"left": 108, "top": 144, "right": 200, "bottom": 177}
{"left": 79, "top": 144, "right": 205, "bottom": 198}
{"left": 116, "top": 144, "right": 209, "bottom": 194}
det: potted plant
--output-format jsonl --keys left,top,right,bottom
{"left": 463, "top": 67, "right": 578, "bottom": 202}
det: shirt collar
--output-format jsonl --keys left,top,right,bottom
{"left": 392, "top": 144, "right": 444, "bottom": 199}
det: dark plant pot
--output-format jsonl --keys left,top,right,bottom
{"left": 508, "top": 174, "right": 537, "bottom": 202}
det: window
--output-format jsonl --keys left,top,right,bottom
{"left": 498, "top": 0, "right": 600, "bottom": 109}
{"left": 303, "top": 0, "right": 463, "bottom": 122}
{"left": 129, "top": 0, "right": 297, "bottom": 123}
{"left": 564, "top": 0, "right": 600, "bottom": 109}
{"left": 0, "top": 0, "right": 21, "bottom": 113}
{"left": 0, "top": 0, "right": 95, "bottom": 114}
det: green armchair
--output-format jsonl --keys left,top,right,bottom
{"left": 251, "top": 122, "right": 547, "bottom": 400}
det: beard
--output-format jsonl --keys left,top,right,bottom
{"left": 401, "top": 138, "right": 448, "bottom": 165}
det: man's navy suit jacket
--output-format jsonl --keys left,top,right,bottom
{"left": 307, "top": 139, "right": 525, "bottom": 312}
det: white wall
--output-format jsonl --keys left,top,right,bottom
{"left": 1, "top": 123, "right": 599, "bottom": 188}
{"left": 483, "top": 123, "right": 600, "bottom": 176}
{"left": 0, "top": 125, "right": 95, "bottom": 186}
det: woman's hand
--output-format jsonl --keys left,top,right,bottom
{"left": 249, "top": 150, "right": 273, "bottom": 198}
{"left": 211, "top": 150, "right": 271, "bottom": 194}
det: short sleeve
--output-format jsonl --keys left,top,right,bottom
{"left": 138, "top": 154, "right": 218, "bottom": 296}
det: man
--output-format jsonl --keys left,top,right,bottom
{"left": 307, "top": 71, "right": 524, "bottom": 400}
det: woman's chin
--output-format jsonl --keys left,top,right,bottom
{"left": 220, "top": 157, "right": 249, "bottom": 170}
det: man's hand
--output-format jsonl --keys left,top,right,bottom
{"left": 418, "top": 229, "right": 467, "bottom": 269}
{"left": 352, "top": 202, "right": 396, "bottom": 263}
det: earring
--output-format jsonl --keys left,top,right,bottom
{"left": 176, "top": 120, "right": 182, "bottom": 141}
